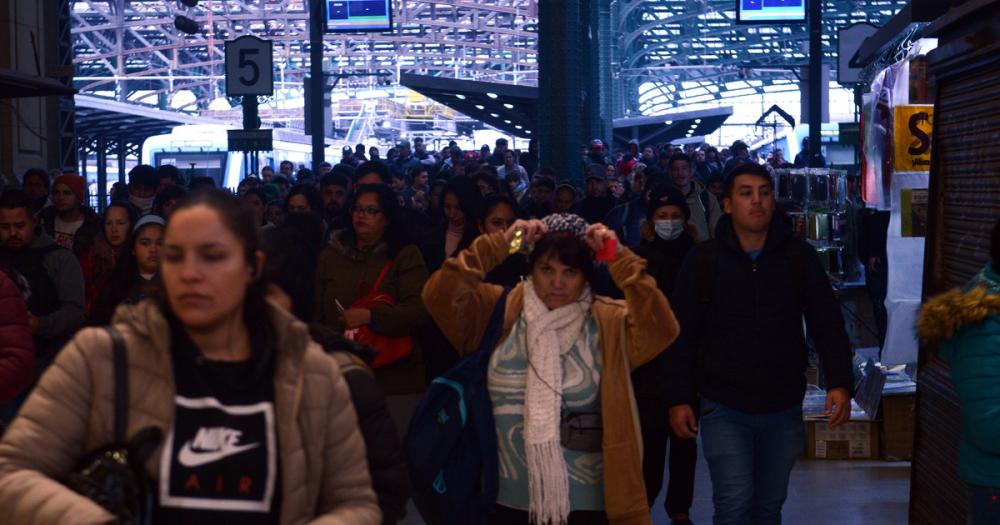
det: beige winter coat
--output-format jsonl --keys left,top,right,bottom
{"left": 0, "top": 299, "right": 381, "bottom": 525}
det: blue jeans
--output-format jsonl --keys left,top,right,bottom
{"left": 969, "top": 486, "right": 1000, "bottom": 525}
{"left": 699, "top": 398, "right": 804, "bottom": 525}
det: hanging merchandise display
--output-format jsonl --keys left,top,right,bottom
{"left": 858, "top": 41, "right": 937, "bottom": 366}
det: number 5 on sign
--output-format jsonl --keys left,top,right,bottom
{"left": 225, "top": 35, "right": 274, "bottom": 97}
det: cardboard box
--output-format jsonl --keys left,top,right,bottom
{"left": 805, "top": 420, "right": 879, "bottom": 460}
{"left": 880, "top": 394, "right": 916, "bottom": 461}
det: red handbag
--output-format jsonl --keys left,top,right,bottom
{"left": 345, "top": 260, "right": 414, "bottom": 368}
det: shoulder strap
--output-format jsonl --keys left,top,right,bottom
{"left": 104, "top": 326, "right": 128, "bottom": 443}
{"left": 332, "top": 351, "right": 370, "bottom": 376}
{"left": 475, "top": 287, "right": 513, "bottom": 370}
{"left": 699, "top": 190, "right": 711, "bottom": 230}
{"left": 696, "top": 240, "right": 720, "bottom": 305}
{"left": 371, "top": 260, "right": 394, "bottom": 292}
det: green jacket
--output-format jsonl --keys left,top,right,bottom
{"left": 918, "top": 264, "right": 1000, "bottom": 488}
{"left": 316, "top": 231, "right": 431, "bottom": 395}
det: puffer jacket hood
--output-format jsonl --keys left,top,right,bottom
{"left": 917, "top": 265, "right": 1000, "bottom": 344}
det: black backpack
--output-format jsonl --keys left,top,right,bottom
{"left": 404, "top": 288, "right": 512, "bottom": 525}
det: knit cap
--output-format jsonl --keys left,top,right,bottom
{"left": 541, "top": 213, "right": 588, "bottom": 238}
{"left": 54, "top": 174, "right": 86, "bottom": 203}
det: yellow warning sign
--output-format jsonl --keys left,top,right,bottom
{"left": 893, "top": 104, "right": 934, "bottom": 172}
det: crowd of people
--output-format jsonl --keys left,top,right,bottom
{"left": 0, "top": 134, "right": 857, "bottom": 525}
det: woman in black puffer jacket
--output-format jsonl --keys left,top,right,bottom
{"left": 631, "top": 185, "right": 698, "bottom": 525}
{"left": 261, "top": 214, "right": 410, "bottom": 525}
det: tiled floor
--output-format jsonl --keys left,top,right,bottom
{"left": 400, "top": 449, "right": 912, "bottom": 524}
{"left": 649, "top": 454, "right": 911, "bottom": 525}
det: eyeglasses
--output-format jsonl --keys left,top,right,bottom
{"left": 351, "top": 206, "right": 382, "bottom": 217}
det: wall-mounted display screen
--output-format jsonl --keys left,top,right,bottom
{"left": 736, "top": 0, "right": 806, "bottom": 24}
{"left": 325, "top": 1, "right": 393, "bottom": 32}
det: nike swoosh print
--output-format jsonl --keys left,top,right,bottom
{"left": 178, "top": 441, "right": 261, "bottom": 468}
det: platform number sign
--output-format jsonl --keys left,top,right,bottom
{"left": 225, "top": 35, "right": 274, "bottom": 97}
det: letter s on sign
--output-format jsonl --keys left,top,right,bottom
{"left": 908, "top": 112, "right": 931, "bottom": 156}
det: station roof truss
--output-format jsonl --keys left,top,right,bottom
{"left": 70, "top": 0, "right": 539, "bottom": 112}
{"left": 620, "top": 0, "right": 910, "bottom": 114}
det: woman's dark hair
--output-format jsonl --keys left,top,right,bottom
{"left": 261, "top": 213, "right": 324, "bottom": 321}
{"left": 529, "top": 232, "right": 598, "bottom": 290}
{"left": 481, "top": 193, "right": 525, "bottom": 226}
{"left": 153, "top": 185, "right": 187, "bottom": 216}
{"left": 244, "top": 187, "right": 267, "bottom": 203}
{"left": 103, "top": 201, "right": 139, "bottom": 230}
{"left": 285, "top": 183, "right": 324, "bottom": 218}
{"left": 474, "top": 172, "right": 501, "bottom": 195}
{"left": 442, "top": 177, "right": 482, "bottom": 250}
{"left": 89, "top": 219, "right": 163, "bottom": 326}
{"left": 355, "top": 161, "right": 390, "bottom": 184}
{"left": 151, "top": 189, "right": 269, "bottom": 336}
{"left": 188, "top": 176, "right": 217, "bottom": 190}
{"left": 344, "top": 183, "right": 410, "bottom": 258}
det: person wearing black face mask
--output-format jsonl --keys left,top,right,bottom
{"left": 632, "top": 185, "right": 698, "bottom": 525}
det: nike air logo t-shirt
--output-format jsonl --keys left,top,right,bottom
{"left": 156, "top": 318, "right": 280, "bottom": 525}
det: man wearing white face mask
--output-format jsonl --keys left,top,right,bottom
{"left": 632, "top": 185, "right": 698, "bottom": 525}
{"left": 125, "top": 164, "right": 160, "bottom": 216}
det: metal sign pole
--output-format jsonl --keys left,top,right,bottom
{"left": 309, "top": 0, "right": 326, "bottom": 171}
{"left": 808, "top": 0, "right": 823, "bottom": 168}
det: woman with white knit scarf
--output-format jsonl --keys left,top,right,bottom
{"left": 422, "top": 213, "right": 680, "bottom": 525}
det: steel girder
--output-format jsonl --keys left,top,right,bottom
{"left": 620, "top": 0, "right": 909, "bottom": 113}
{"left": 70, "top": 0, "right": 538, "bottom": 112}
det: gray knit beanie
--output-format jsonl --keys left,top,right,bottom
{"left": 541, "top": 213, "right": 588, "bottom": 238}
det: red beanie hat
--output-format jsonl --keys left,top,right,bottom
{"left": 54, "top": 174, "right": 86, "bottom": 203}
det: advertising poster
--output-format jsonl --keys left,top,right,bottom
{"left": 893, "top": 105, "right": 934, "bottom": 172}
{"left": 900, "top": 188, "right": 928, "bottom": 237}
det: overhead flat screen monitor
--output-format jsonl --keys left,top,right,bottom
{"left": 325, "top": 1, "right": 393, "bottom": 32}
{"left": 736, "top": 0, "right": 806, "bottom": 24}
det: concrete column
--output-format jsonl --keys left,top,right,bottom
{"left": 538, "top": 0, "right": 584, "bottom": 186}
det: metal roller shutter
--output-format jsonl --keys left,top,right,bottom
{"left": 914, "top": 21, "right": 1000, "bottom": 524}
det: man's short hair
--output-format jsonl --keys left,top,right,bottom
{"left": 261, "top": 165, "right": 275, "bottom": 174}
{"left": 668, "top": 153, "right": 692, "bottom": 170}
{"left": 496, "top": 138, "right": 508, "bottom": 147}
{"left": 158, "top": 164, "right": 184, "bottom": 185}
{"left": 22, "top": 168, "right": 50, "bottom": 189}
{"left": 128, "top": 164, "right": 160, "bottom": 189}
{"left": 320, "top": 173, "right": 350, "bottom": 190}
{"left": 531, "top": 176, "right": 556, "bottom": 190}
{"left": 188, "top": 176, "right": 217, "bottom": 190}
{"left": 354, "top": 160, "right": 390, "bottom": 184}
{"left": 723, "top": 163, "right": 773, "bottom": 198}
{"left": 0, "top": 189, "right": 33, "bottom": 212}
{"left": 331, "top": 163, "right": 355, "bottom": 180}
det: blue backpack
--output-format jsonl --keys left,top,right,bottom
{"left": 404, "top": 287, "right": 511, "bottom": 525}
